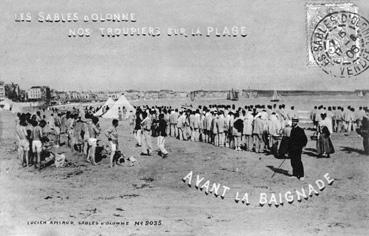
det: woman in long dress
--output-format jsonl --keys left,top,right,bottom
{"left": 317, "top": 113, "right": 335, "bottom": 158}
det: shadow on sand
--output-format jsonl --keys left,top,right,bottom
{"left": 266, "top": 165, "right": 291, "bottom": 177}
{"left": 303, "top": 147, "right": 319, "bottom": 158}
{"left": 340, "top": 146, "right": 365, "bottom": 155}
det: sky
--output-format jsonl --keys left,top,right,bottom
{"left": 1, "top": 0, "right": 369, "bottom": 91}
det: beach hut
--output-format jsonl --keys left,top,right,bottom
{"left": 94, "top": 97, "right": 115, "bottom": 116}
{"left": 102, "top": 94, "right": 135, "bottom": 119}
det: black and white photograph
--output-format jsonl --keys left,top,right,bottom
{"left": 0, "top": 0, "right": 368, "bottom": 235}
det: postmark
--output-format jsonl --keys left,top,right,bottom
{"left": 311, "top": 11, "right": 369, "bottom": 78}
{"left": 306, "top": 3, "right": 358, "bottom": 66}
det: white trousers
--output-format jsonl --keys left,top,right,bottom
{"left": 141, "top": 130, "right": 153, "bottom": 153}
{"left": 157, "top": 136, "right": 168, "bottom": 154}
{"left": 135, "top": 130, "right": 142, "bottom": 146}
{"left": 192, "top": 129, "right": 199, "bottom": 142}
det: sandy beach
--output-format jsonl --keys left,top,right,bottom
{"left": 2, "top": 0, "right": 369, "bottom": 234}
{"left": 0, "top": 96, "right": 369, "bottom": 236}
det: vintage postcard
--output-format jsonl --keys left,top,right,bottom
{"left": 0, "top": 0, "right": 368, "bottom": 235}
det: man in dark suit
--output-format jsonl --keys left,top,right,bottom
{"left": 288, "top": 118, "right": 308, "bottom": 180}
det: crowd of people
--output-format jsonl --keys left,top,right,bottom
{"left": 131, "top": 104, "right": 369, "bottom": 157}
{"left": 14, "top": 102, "right": 369, "bottom": 179}
{"left": 310, "top": 105, "right": 369, "bottom": 157}
{"left": 310, "top": 105, "right": 368, "bottom": 134}
{"left": 132, "top": 104, "right": 300, "bottom": 156}
{"left": 16, "top": 107, "right": 109, "bottom": 169}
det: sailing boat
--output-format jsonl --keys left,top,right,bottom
{"left": 190, "top": 91, "right": 196, "bottom": 101}
{"left": 227, "top": 89, "right": 239, "bottom": 101}
{"left": 270, "top": 90, "right": 281, "bottom": 102}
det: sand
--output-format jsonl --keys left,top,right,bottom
{"left": 0, "top": 96, "right": 369, "bottom": 236}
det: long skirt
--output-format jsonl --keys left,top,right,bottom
{"left": 317, "top": 134, "right": 335, "bottom": 155}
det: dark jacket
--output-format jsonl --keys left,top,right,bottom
{"left": 234, "top": 118, "right": 244, "bottom": 133}
{"left": 288, "top": 126, "right": 307, "bottom": 152}
{"left": 358, "top": 116, "right": 369, "bottom": 137}
{"left": 158, "top": 119, "right": 167, "bottom": 137}
{"left": 135, "top": 115, "right": 142, "bottom": 130}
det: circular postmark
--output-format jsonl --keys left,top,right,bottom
{"left": 311, "top": 11, "right": 369, "bottom": 78}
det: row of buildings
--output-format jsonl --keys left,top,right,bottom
{"left": 0, "top": 81, "right": 189, "bottom": 104}
{"left": 53, "top": 89, "right": 188, "bottom": 103}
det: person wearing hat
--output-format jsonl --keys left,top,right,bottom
{"left": 288, "top": 118, "right": 308, "bottom": 180}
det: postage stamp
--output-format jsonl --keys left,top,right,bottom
{"left": 311, "top": 11, "right": 369, "bottom": 78}
{"left": 306, "top": 2, "right": 359, "bottom": 66}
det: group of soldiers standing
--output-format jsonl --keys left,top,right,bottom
{"left": 129, "top": 103, "right": 369, "bottom": 161}
{"left": 131, "top": 104, "right": 299, "bottom": 155}
{"left": 311, "top": 105, "right": 367, "bottom": 134}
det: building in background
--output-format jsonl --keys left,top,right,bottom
{"left": 68, "top": 91, "right": 81, "bottom": 101}
{"left": 27, "top": 87, "right": 42, "bottom": 100}
{"left": 27, "top": 86, "right": 51, "bottom": 102}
